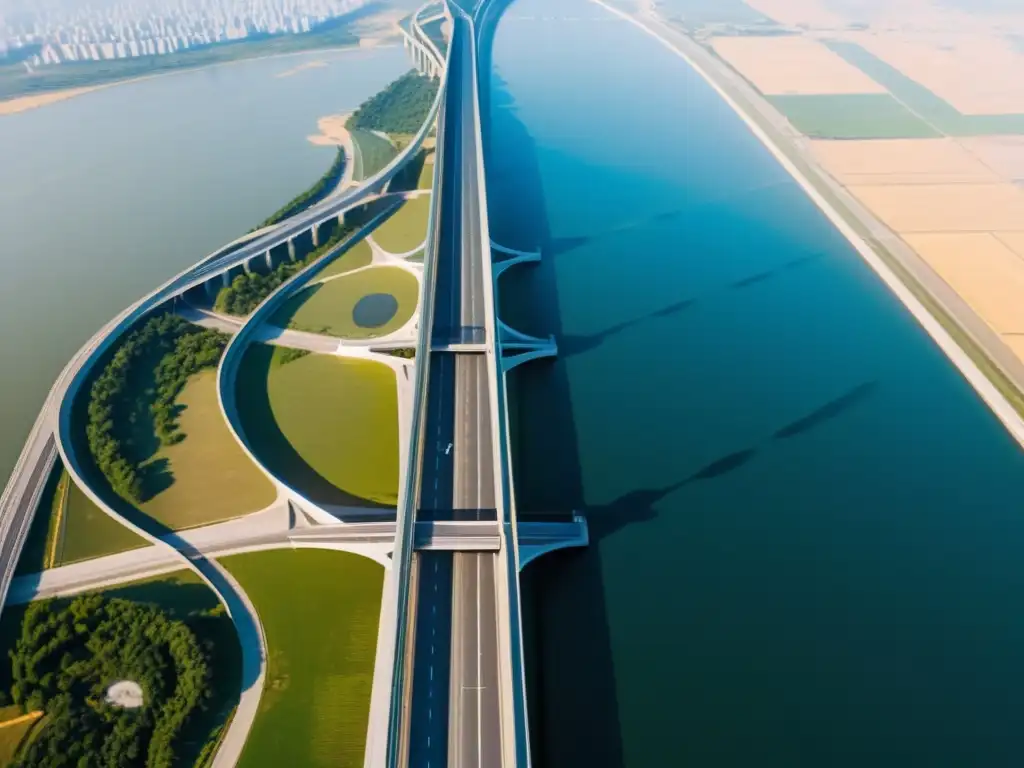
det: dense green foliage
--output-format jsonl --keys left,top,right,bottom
{"left": 86, "top": 314, "right": 227, "bottom": 502}
{"left": 384, "top": 348, "right": 416, "bottom": 359}
{"left": 347, "top": 70, "right": 439, "bottom": 135}
{"left": 215, "top": 210, "right": 377, "bottom": 315}
{"left": 8, "top": 595, "right": 212, "bottom": 768}
{"left": 255, "top": 148, "right": 346, "bottom": 230}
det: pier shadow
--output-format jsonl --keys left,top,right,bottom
{"left": 560, "top": 297, "right": 697, "bottom": 359}
{"left": 480, "top": 23, "right": 626, "bottom": 763}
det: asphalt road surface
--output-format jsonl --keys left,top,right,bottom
{"left": 449, "top": 552, "right": 502, "bottom": 768}
{"left": 408, "top": 551, "right": 454, "bottom": 768}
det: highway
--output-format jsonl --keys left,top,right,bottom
{"left": 404, "top": 4, "right": 505, "bottom": 766}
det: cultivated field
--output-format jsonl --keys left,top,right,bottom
{"left": 220, "top": 549, "right": 384, "bottom": 768}
{"left": 317, "top": 239, "right": 373, "bottom": 281}
{"left": 139, "top": 369, "right": 277, "bottom": 530}
{"left": 0, "top": 707, "right": 42, "bottom": 766}
{"left": 418, "top": 150, "right": 436, "bottom": 190}
{"left": 810, "top": 139, "right": 999, "bottom": 186}
{"left": 274, "top": 266, "right": 419, "bottom": 340}
{"left": 372, "top": 195, "right": 431, "bottom": 254}
{"left": 847, "top": 183, "right": 1024, "bottom": 233}
{"left": 768, "top": 93, "right": 937, "bottom": 139}
{"left": 711, "top": 36, "right": 884, "bottom": 96}
{"left": 351, "top": 129, "right": 397, "bottom": 181}
{"left": 235, "top": 345, "right": 399, "bottom": 507}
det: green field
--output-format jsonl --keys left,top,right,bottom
{"left": 372, "top": 195, "right": 431, "bottom": 254}
{"left": 236, "top": 346, "right": 399, "bottom": 507}
{"left": 0, "top": 569, "right": 240, "bottom": 766}
{"left": 825, "top": 40, "right": 1024, "bottom": 136}
{"left": 273, "top": 267, "right": 419, "bottom": 340}
{"left": 137, "top": 369, "right": 277, "bottom": 530}
{"left": 16, "top": 464, "right": 147, "bottom": 575}
{"left": 317, "top": 239, "right": 373, "bottom": 281}
{"left": 59, "top": 471, "right": 148, "bottom": 566}
{"left": 0, "top": 707, "right": 41, "bottom": 767}
{"left": 351, "top": 129, "right": 398, "bottom": 181}
{"left": 768, "top": 93, "right": 940, "bottom": 139}
{"left": 418, "top": 151, "right": 436, "bottom": 190}
{"left": 221, "top": 549, "right": 383, "bottom": 768}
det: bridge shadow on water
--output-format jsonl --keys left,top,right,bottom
{"left": 480, "top": 15, "right": 629, "bottom": 764}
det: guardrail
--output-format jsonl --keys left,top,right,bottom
{"left": 465, "top": 0, "right": 534, "bottom": 764}
{"left": 215, "top": 195, "right": 406, "bottom": 525}
{"left": 384, "top": 16, "right": 454, "bottom": 768}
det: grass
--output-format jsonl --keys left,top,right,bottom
{"left": 58, "top": 470, "right": 148, "bottom": 565}
{"left": 219, "top": 549, "right": 384, "bottom": 768}
{"left": 273, "top": 266, "right": 419, "bottom": 340}
{"left": 138, "top": 369, "right": 277, "bottom": 530}
{"left": 350, "top": 129, "right": 398, "bottom": 181}
{"left": 316, "top": 239, "right": 373, "bottom": 281}
{"left": 15, "top": 462, "right": 147, "bottom": 575}
{"left": 418, "top": 152, "right": 436, "bottom": 190}
{"left": 768, "top": 93, "right": 940, "bottom": 139}
{"left": 825, "top": 40, "right": 1024, "bottom": 137}
{"left": 0, "top": 569, "right": 240, "bottom": 766}
{"left": 0, "top": 707, "right": 41, "bottom": 767}
{"left": 235, "top": 345, "right": 399, "bottom": 507}
{"left": 371, "top": 195, "right": 431, "bottom": 254}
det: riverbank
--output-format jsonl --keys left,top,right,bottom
{"left": 0, "top": 42, "right": 398, "bottom": 117}
{"left": 595, "top": 0, "right": 1024, "bottom": 447}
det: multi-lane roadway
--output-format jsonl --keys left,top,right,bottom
{"left": 406, "top": 5, "right": 506, "bottom": 766}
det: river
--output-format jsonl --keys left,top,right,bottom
{"left": 0, "top": 45, "right": 409, "bottom": 484}
{"left": 484, "top": 0, "right": 1024, "bottom": 765}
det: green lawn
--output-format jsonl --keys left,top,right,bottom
{"left": 371, "top": 195, "right": 431, "bottom": 254}
{"left": 317, "top": 239, "right": 373, "bottom": 281}
{"left": 16, "top": 463, "right": 147, "bottom": 575}
{"left": 825, "top": 40, "right": 1024, "bottom": 136}
{"left": 351, "top": 129, "right": 398, "bottom": 181}
{"left": 220, "top": 549, "right": 384, "bottom": 768}
{"left": 138, "top": 369, "right": 277, "bottom": 530}
{"left": 273, "top": 267, "right": 419, "bottom": 340}
{"left": 235, "top": 346, "right": 399, "bottom": 507}
{"left": 59, "top": 471, "right": 148, "bottom": 566}
{"left": 768, "top": 93, "right": 940, "bottom": 139}
{"left": 0, "top": 570, "right": 239, "bottom": 767}
{"left": 418, "top": 151, "right": 436, "bottom": 190}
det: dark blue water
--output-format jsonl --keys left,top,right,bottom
{"left": 483, "top": 1, "right": 1024, "bottom": 765}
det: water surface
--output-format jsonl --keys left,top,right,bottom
{"left": 0, "top": 46, "right": 408, "bottom": 481}
{"left": 484, "top": 1, "right": 1024, "bottom": 765}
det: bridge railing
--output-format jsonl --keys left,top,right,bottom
{"left": 465, "top": 0, "right": 535, "bottom": 764}
{"left": 383, "top": 21, "right": 454, "bottom": 768}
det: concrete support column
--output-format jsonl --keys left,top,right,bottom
{"left": 265, "top": 249, "right": 273, "bottom": 270}
{"left": 311, "top": 224, "right": 319, "bottom": 248}
{"left": 222, "top": 271, "right": 231, "bottom": 287}
{"left": 287, "top": 238, "right": 296, "bottom": 261}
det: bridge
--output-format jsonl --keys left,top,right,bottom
{"left": 0, "top": 1, "right": 585, "bottom": 766}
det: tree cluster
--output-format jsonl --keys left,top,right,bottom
{"left": 255, "top": 147, "right": 346, "bottom": 231}
{"left": 9, "top": 594, "right": 212, "bottom": 768}
{"left": 348, "top": 70, "right": 440, "bottom": 135}
{"left": 215, "top": 217, "right": 363, "bottom": 316}
{"left": 86, "top": 313, "right": 227, "bottom": 502}
{"left": 384, "top": 348, "right": 416, "bottom": 359}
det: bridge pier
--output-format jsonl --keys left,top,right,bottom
{"left": 311, "top": 223, "right": 320, "bottom": 249}
{"left": 287, "top": 237, "right": 296, "bottom": 262}
{"left": 265, "top": 249, "right": 274, "bottom": 270}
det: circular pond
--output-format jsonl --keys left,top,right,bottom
{"left": 353, "top": 293, "right": 400, "bottom": 328}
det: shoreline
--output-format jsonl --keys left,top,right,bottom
{"left": 0, "top": 41, "right": 400, "bottom": 117}
{"left": 590, "top": 0, "right": 1024, "bottom": 449}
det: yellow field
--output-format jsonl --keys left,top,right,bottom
{"left": 959, "top": 137, "right": 1024, "bottom": 181}
{"left": 903, "top": 233, "right": 1024, "bottom": 334}
{"left": 711, "top": 36, "right": 884, "bottom": 96}
{"left": 996, "top": 232, "right": 1024, "bottom": 259}
{"left": 810, "top": 139, "right": 999, "bottom": 185}
{"left": 845, "top": 31, "right": 1024, "bottom": 117}
{"left": 847, "top": 183, "right": 1024, "bottom": 233}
